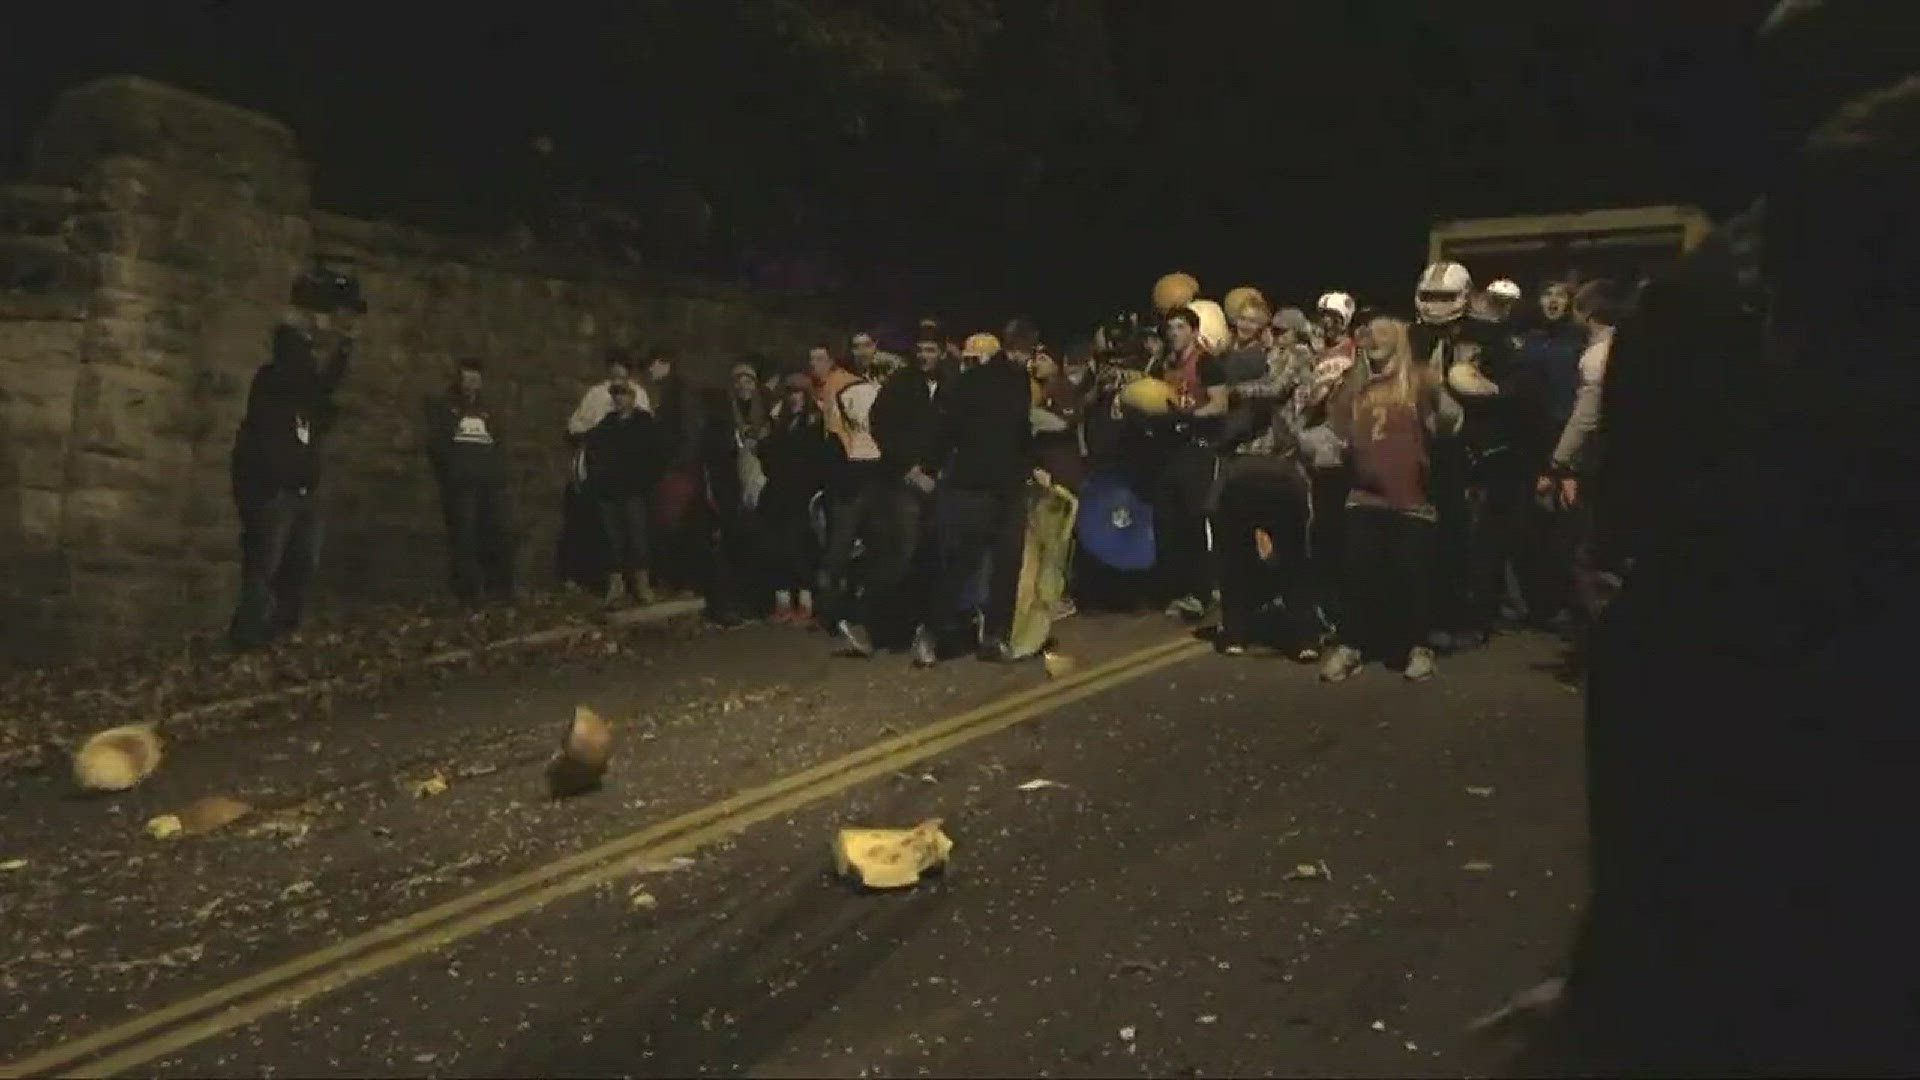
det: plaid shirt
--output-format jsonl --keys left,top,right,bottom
{"left": 1225, "top": 342, "right": 1317, "bottom": 458}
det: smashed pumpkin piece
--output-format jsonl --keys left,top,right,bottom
{"left": 832, "top": 819, "right": 953, "bottom": 890}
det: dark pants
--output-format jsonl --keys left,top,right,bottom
{"left": 1214, "top": 459, "right": 1316, "bottom": 648}
{"left": 229, "top": 489, "right": 322, "bottom": 648}
{"left": 1429, "top": 441, "right": 1473, "bottom": 632}
{"left": 1149, "top": 445, "right": 1217, "bottom": 601}
{"left": 705, "top": 506, "right": 765, "bottom": 620}
{"left": 820, "top": 476, "right": 923, "bottom": 631}
{"left": 1341, "top": 504, "right": 1436, "bottom": 663}
{"left": 557, "top": 483, "right": 608, "bottom": 590}
{"left": 757, "top": 491, "right": 820, "bottom": 595}
{"left": 1464, "top": 452, "right": 1533, "bottom": 631}
{"left": 1308, "top": 464, "right": 1350, "bottom": 631}
{"left": 438, "top": 473, "right": 514, "bottom": 601}
{"left": 929, "top": 485, "right": 1027, "bottom": 645}
{"left": 596, "top": 493, "right": 650, "bottom": 573}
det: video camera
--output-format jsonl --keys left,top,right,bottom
{"left": 291, "top": 262, "right": 368, "bottom": 315}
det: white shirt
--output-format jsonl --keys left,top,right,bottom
{"left": 836, "top": 380, "right": 882, "bottom": 462}
{"left": 566, "top": 379, "right": 651, "bottom": 436}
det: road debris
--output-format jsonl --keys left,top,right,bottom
{"left": 1462, "top": 860, "right": 1494, "bottom": 872}
{"left": 145, "top": 814, "right": 184, "bottom": 841}
{"left": 833, "top": 819, "right": 953, "bottom": 890}
{"left": 0, "top": 858, "right": 27, "bottom": 871}
{"left": 1467, "top": 976, "right": 1567, "bottom": 1035}
{"left": 1017, "top": 778, "right": 1066, "bottom": 792}
{"left": 1042, "top": 652, "right": 1078, "bottom": 679}
{"left": 409, "top": 772, "right": 450, "bottom": 798}
{"left": 1115, "top": 958, "right": 1165, "bottom": 977}
{"left": 1465, "top": 786, "right": 1494, "bottom": 796}
{"left": 1285, "top": 860, "right": 1333, "bottom": 882}
{"left": 1371, "top": 1019, "right": 1387, "bottom": 1032}
{"left": 1118, "top": 1025, "right": 1136, "bottom": 1042}
{"left": 628, "top": 888, "right": 658, "bottom": 912}
{"left": 1198, "top": 1014, "right": 1218, "bottom": 1025}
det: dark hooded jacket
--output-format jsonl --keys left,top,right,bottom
{"left": 870, "top": 363, "right": 945, "bottom": 479}
{"left": 231, "top": 323, "right": 351, "bottom": 510}
{"left": 424, "top": 385, "right": 508, "bottom": 486}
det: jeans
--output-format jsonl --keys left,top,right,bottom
{"left": 438, "top": 474, "right": 514, "bottom": 601}
{"left": 1341, "top": 504, "right": 1436, "bottom": 663}
{"left": 820, "top": 476, "right": 924, "bottom": 631}
{"left": 928, "top": 484, "right": 1027, "bottom": 644}
{"left": 229, "top": 489, "right": 322, "bottom": 648}
{"left": 596, "top": 493, "right": 650, "bottom": 573}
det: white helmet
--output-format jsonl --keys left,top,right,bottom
{"left": 1486, "top": 278, "right": 1522, "bottom": 301}
{"left": 1415, "top": 261, "right": 1473, "bottom": 324}
{"left": 1315, "top": 291, "right": 1356, "bottom": 322}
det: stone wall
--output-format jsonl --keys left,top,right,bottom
{"left": 0, "top": 77, "right": 839, "bottom": 663}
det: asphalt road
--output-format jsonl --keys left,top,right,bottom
{"left": 0, "top": 613, "right": 1586, "bottom": 1078}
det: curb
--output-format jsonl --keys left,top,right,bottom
{"left": 0, "top": 597, "right": 706, "bottom": 779}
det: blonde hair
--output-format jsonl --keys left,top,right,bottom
{"left": 1351, "top": 317, "right": 1434, "bottom": 420}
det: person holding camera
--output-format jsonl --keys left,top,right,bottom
{"left": 226, "top": 268, "right": 362, "bottom": 651}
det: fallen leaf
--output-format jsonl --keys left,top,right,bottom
{"left": 1284, "top": 860, "right": 1333, "bottom": 881}
{"left": 1371, "top": 1020, "right": 1387, "bottom": 1032}
{"left": 628, "top": 888, "right": 658, "bottom": 912}
{"left": 1017, "top": 778, "right": 1065, "bottom": 792}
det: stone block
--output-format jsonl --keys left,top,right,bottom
{"left": 33, "top": 77, "right": 303, "bottom": 190}
{"left": 1, "top": 487, "right": 66, "bottom": 553}
{"left": 68, "top": 364, "right": 194, "bottom": 463}
{"left": 0, "top": 356, "right": 79, "bottom": 442}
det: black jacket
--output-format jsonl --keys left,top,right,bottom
{"left": 231, "top": 324, "right": 351, "bottom": 510}
{"left": 583, "top": 409, "right": 665, "bottom": 498}
{"left": 757, "top": 403, "right": 835, "bottom": 513}
{"left": 1412, "top": 317, "right": 1519, "bottom": 457}
{"left": 424, "top": 390, "right": 507, "bottom": 485}
{"left": 928, "top": 353, "right": 1031, "bottom": 493}
{"left": 871, "top": 365, "right": 945, "bottom": 479}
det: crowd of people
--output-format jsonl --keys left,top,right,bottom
{"left": 380, "top": 260, "right": 1617, "bottom": 681}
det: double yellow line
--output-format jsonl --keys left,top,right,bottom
{"left": 3, "top": 634, "right": 1205, "bottom": 1079}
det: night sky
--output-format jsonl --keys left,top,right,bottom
{"left": 2, "top": 0, "right": 1777, "bottom": 333}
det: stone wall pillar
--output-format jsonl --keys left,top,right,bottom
{"left": 24, "top": 76, "right": 313, "bottom": 654}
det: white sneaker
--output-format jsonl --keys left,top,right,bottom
{"left": 1319, "top": 645, "right": 1363, "bottom": 683}
{"left": 1165, "top": 595, "right": 1206, "bottom": 620}
{"left": 1404, "top": 646, "right": 1437, "bottom": 682}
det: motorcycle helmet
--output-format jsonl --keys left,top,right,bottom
{"left": 1415, "top": 261, "right": 1473, "bottom": 324}
{"left": 1316, "top": 291, "right": 1357, "bottom": 322}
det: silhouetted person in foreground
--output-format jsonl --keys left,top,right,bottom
{"left": 1528, "top": 3, "right": 1920, "bottom": 1074}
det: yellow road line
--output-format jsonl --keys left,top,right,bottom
{"left": 4, "top": 635, "right": 1207, "bottom": 1080}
